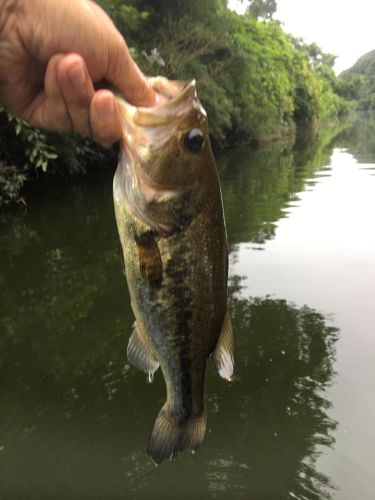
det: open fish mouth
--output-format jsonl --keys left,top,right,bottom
{"left": 116, "top": 78, "right": 206, "bottom": 151}
{"left": 117, "top": 78, "right": 202, "bottom": 127}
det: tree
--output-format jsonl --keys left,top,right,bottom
{"left": 247, "top": 0, "right": 277, "bottom": 20}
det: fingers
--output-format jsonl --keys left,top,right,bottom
{"left": 25, "top": 53, "right": 73, "bottom": 132}
{"left": 25, "top": 53, "right": 122, "bottom": 146}
{"left": 57, "top": 54, "right": 122, "bottom": 146}
{"left": 57, "top": 54, "right": 121, "bottom": 146}
{"left": 90, "top": 90, "right": 122, "bottom": 148}
{"left": 57, "top": 53, "right": 95, "bottom": 138}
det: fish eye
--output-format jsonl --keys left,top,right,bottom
{"left": 184, "top": 128, "right": 205, "bottom": 153}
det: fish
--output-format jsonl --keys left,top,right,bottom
{"left": 113, "top": 77, "right": 234, "bottom": 463}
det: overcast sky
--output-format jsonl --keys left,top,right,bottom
{"left": 228, "top": 0, "right": 375, "bottom": 74}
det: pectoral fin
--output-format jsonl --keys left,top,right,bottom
{"left": 212, "top": 309, "right": 234, "bottom": 381}
{"left": 127, "top": 322, "right": 159, "bottom": 380}
{"left": 135, "top": 232, "right": 163, "bottom": 289}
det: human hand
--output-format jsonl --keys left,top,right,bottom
{"left": 0, "top": 0, "right": 156, "bottom": 147}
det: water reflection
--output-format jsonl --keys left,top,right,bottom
{"left": 0, "top": 127, "right": 344, "bottom": 498}
{"left": 102, "top": 277, "right": 339, "bottom": 500}
{"left": 198, "top": 276, "right": 339, "bottom": 499}
{"left": 218, "top": 121, "right": 343, "bottom": 246}
{"left": 334, "top": 111, "right": 375, "bottom": 164}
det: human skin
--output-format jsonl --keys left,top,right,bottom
{"left": 0, "top": 0, "right": 157, "bottom": 146}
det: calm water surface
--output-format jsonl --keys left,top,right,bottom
{"left": 1, "top": 114, "right": 374, "bottom": 499}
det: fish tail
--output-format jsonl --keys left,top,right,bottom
{"left": 147, "top": 404, "right": 207, "bottom": 463}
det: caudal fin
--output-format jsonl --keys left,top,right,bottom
{"left": 147, "top": 405, "right": 207, "bottom": 463}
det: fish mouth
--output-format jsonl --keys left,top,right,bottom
{"left": 116, "top": 78, "right": 204, "bottom": 128}
{"left": 116, "top": 78, "right": 207, "bottom": 153}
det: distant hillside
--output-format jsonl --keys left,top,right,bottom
{"left": 343, "top": 50, "right": 375, "bottom": 76}
{"left": 338, "top": 50, "right": 375, "bottom": 109}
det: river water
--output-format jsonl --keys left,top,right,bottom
{"left": 1, "top": 113, "right": 374, "bottom": 499}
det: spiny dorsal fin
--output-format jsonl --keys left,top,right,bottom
{"left": 127, "top": 322, "right": 159, "bottom": 379}
{"left": 135, "top": 232, "right": 163, "bottom": 289}
{"left": 211, "top": 309, "right": 234, "bottom": 381}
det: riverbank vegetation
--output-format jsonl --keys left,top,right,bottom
{"left": 337, "top": 50, "right": 375, "bottom": 111}
{"left": 0, "top": 0, "right": 349, "bottom": 205}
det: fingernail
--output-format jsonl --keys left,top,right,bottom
{"left": 98, "top": 95, "right": 114, "bottom": 119}
{"left": 68, "top": 62, "right": 86, "bottom": 86}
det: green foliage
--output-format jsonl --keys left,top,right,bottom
{"left": 0, "top": 0, "right": 348, "bottom": 205}
{"left": 247, "top": 0, "right": 277, "bottom": 20}
{"left": 8, "top": 114, "right": 58, "bottom": 172}
{"left": 343, "top": 49, "right": 375, "bottom": 75}
{"left": 0, "top": 165, "right": 27, "bottom": 205}
{"left": 337, "top": 50, "right": 375, "bottom": 110}
{"left": 335, "top": 74, "right": 364, "bottom": 100}
{"left": 111, "top": 2, "right": 346, "bottom": 146}
{"left": 0, "top": 106, "right": 112, "bottom": 205}
{"left": 98, "top": 0, "right": 150, "bottom": 34}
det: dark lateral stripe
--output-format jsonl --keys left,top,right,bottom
{"left": 166, "top": 258, "right": 193, "bottom": 418}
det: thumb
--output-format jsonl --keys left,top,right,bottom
{"left": 107, "top": 39, "right": 156, "bottom": 107}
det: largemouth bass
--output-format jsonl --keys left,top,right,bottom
{"left": 113, "top": 78, "right": 234, "bottom": 463}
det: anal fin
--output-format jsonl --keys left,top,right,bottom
{"left": 211, "top": 309, "right": 234, "bottom": 381}
{"left": 135, "top": 232, "right": 163, "bottom": 289}
{"left": 127, "top": 322, "right": 159, "bottom": 380}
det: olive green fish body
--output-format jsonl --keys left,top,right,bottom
{"left": 113, "top": 78, "right": 234, "bottom": 462}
